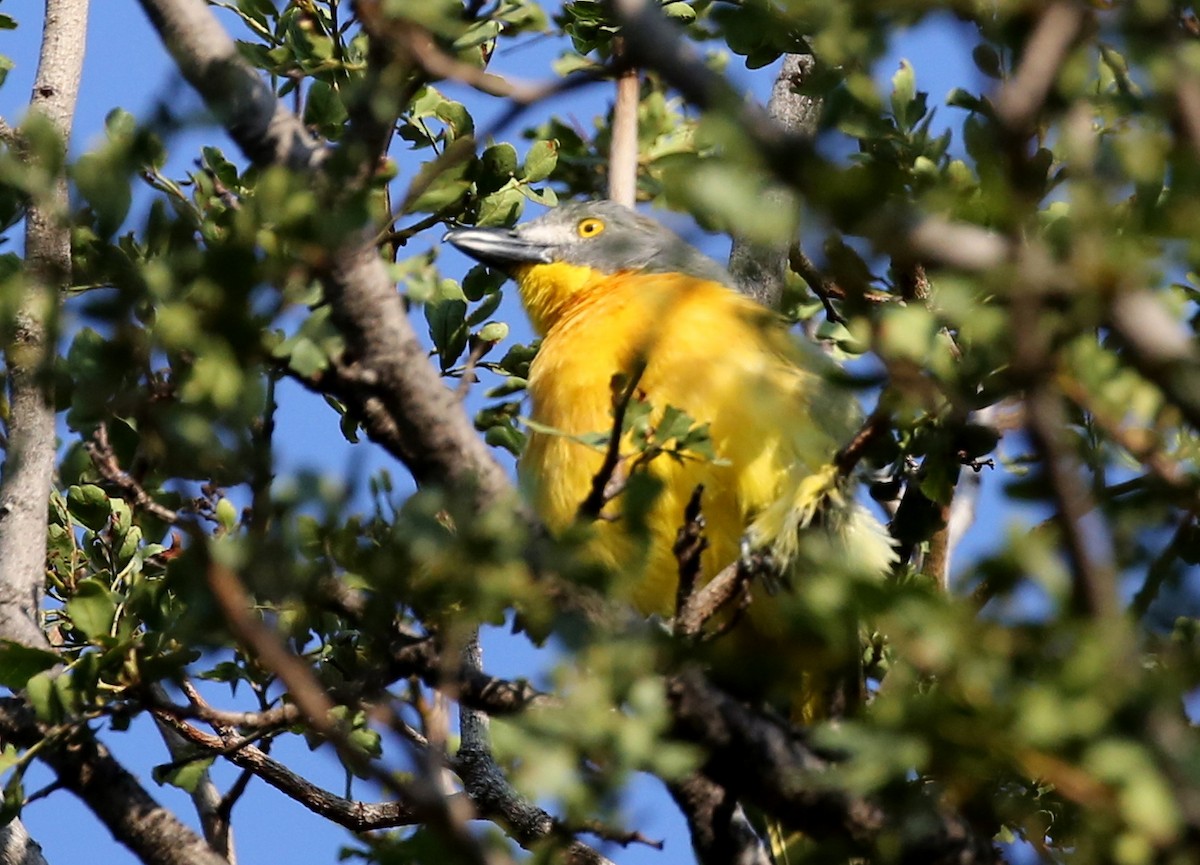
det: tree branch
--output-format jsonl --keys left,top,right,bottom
{"left": 152, "top": 709, "right": 425, "bottom": 832}
{"left": 607, "top": 41, "right": 639, "bottom": 207}
{"left": 137, "top": 0, "right": 514, "bottom": 511}
{"left": 0, "top": 0, "right": 88, "bottom": 652}
{"left": 0, "top": 3, "right": 89, "bottom": 860}
{"left": 666, "top": 668, "right": 999, "bottom": 865}
{"left": 667, "top": 773, "right": 772, "bottom": 865}
{"left": 728, "top": 52, "right": 820, "bottom": 311}
{"left": 0, "top": 698, "right": 229, "bottom": 865}
{"left": 993, "top": 3, "right": 1088, "bottom": 133}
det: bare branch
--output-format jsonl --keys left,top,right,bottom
{"left": 608, "top": 42, "right": 639, "bottom": 207}
{"left": 729, "top": 52, "right": 820, "bottom": 310}
{"left": 0, "top": 698, "right": 229, "bottom": 865}
{"left": 456, "top": 637, "right": 616, "bottom": 865}
{"left": 153, "top": 709, "right": 425, "bottom": 832}
{"left": 994, "top": 3, "right": 1088, "bottom": 132}
{"left": 578, "top": 364, "right": 647, "bottom": 520}
{"left": 136, "top": 0, "right": 324, "bottom": 170}
{"left": 667, "top": 773, "right": 772, "bottom": 865}
{"left": 138, "top": 0, "right": 514, "bottom": 512}
{"left": 0, "top": 0, "right": 89, "bottom": 652}
{"left": 85, "top": 423, "right": 182, "bottom": 524}
{"left": 666, "top": 668, "right": 999, "bottom": 864}
{"left": 1024, "top": 387, "right": 1118, "bottom": 618}
{"left": 151, "top": 713, "right": 236, "bottom": 861}
{"left": 672, "top": 557, "right": 753, "bottom": 640}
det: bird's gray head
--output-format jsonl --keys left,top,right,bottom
{"left": 443, "top": 200, "right": 734, "bottom": 286}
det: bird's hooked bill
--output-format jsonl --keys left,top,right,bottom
{"left": 443, "top": 227, "right": 554, "bottom": 269}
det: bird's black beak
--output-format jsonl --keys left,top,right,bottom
{"left": 443, "top": 227, "right": 553, "bottom": 270}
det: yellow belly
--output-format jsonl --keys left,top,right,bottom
{"left": 517, "top": 269, "right": 844, "bottom": 616}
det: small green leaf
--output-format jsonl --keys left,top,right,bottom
{"left": 67, "top": 484, "right": 111, "bottom": 532}
{"left": 521, "top": 140, "right": 559, "bottom": 183}
{"left": 66, "top": 579, "right": 119, "bottom": 640}
{"left": 153, "top": 756, "right": 216, "bottom": 793}
{"left": 426, "top": 299, "right": 469, "bottom": 371}
{"left": 0, "top": 771, "right": 22, "bottom": 826}
{"left": 409, "top": 161, "right": 471, "bottom": 214}
{"left": 215, "top": 498, "right": 239, "bottom": 533}
{"left": 476, "top": 185, "right": 524, "bottom": 227}
{"left": 477, "top": 321, "right": 509, "bottom": 342}
{"left": 478, "top": 143, "right": 519, "bottom": 194}
{"left": 304, "top": 80, "right": 348, "bottom": 137}
{"left": 25, "top": 672, "right": 62, "bottom": 724}
{"left": 74, "top": 151, "right": 132, "bottom": 237}
{"left": 462, "top": 264, "right": 505, "bottom": 301}
{"left": 971, "top": 43, "right": 1003, "bottom": 80}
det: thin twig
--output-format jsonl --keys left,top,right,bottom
{"left": 578, "top": 363, "right": 647, "bottom": 520}
{"left": 1130, "top": 510, "right": 1198, "bottom": 617}
{"left": 152, "top": 710, "right": 427, "bottom": 832}
{"left": 834, "top": 409, "right": 891, "bottom": 476}
{"left": 356, "top": 1, "right": 547, "bottom": 103}
{"left": 85, "top": 422, "right": 182, "bottom": 524}
{"left": 1025, "top": 387, "right": 1118, "bottom": 618}
{"left": 672, "top": 485, "right": 708, "bottom": 624}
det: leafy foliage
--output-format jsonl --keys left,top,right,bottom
{"left": 3, "top": 1, "right": 1200, "bottom": 865}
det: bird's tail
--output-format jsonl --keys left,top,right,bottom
{"left": 745, "top": 463, "right": 897, "bottom": 578}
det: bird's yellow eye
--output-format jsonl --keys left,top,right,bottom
{"left": 577, "top": 217, "right": 605, "bottom": 238}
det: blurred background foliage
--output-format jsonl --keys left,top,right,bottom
{"left": 3, "top": 1, "right": 1200, "bottom": 864}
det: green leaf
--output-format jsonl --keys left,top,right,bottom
{"left": 216, "top": 498, "right": 239, "bottom": 533}
{"left": 462, "top": 264, "right": 505, "bottom": 301}
{"left": 433, "top": 99, "right": 474, "bottom": 141}
{"left": 466, "top": 288, "right": 503, "bottom": 326}
{"left": 74, "top": 151, "right": 132, "bottom": 237}
{"left": 237, "top": 0, "right": 278, "bottom": 25}
{"left": 304, "top": 80, "right": 348, "bottom": 137}
{"left": 477, "top": 321, "right": 508, "bottom": 342}
{"left": 521, "top": 140, "right": 559, "bottom": 183}
{"left": 67, "top": 484, "right": 111, "bottom": 532}
{"left": 477, "top": 143, "right": 519, "bottom": 194}
{"left": 25, "top": 672, "right": 62, "bottom": 724}
{"left": 484, "top": 422, "right": 525, "bottom": 455}
{"left": 476, "top": 185, "right": 525, "bottom": 227}
{"left": 426, "top": 298, "right": 469, "bottom": 371}
{"left": 66, "top": 579, "right": 120, "bottom": 640}
{"left": 663, "top": 1, "right": 696, "bottom": 22}
{"left": 971, "top": 43, "right": 1003, "bottom": 80}
{"left": 0, "top": 643, "right": 61, "bottom": 689}
{"left": 408, "top": 160, "right": 471, "bottom": 214}
{"left": 0, "top": 771, "right": 22, "bottom": 826}
{"left": 153, "top": 756, "right": 216, "bottom": 793}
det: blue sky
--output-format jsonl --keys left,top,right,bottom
{"left": 0, "top": 3, "right": 1018, "bottom": 863}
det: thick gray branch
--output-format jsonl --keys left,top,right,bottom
{"left": 0, "top": 698, "right": 228, "bottom": 865}
{"left": 728, "top": 53, "right": 821, "bottom": 310}
{"left": 0, "top": 0, "right": 89, "bottom": 651}
{"left": 136, "top": 0, "right": 512, "bottom": 507}
{"left": 0, "top": 820, "right": 49, "bottom": 865}
{"left": 667, "top": 669, "right": 998, "bottom": 865}
{"left": 136, "top": 0, "right": 323, "bottom": 171}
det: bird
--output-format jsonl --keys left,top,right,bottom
{"left": 444, "top": 201, "right": 895, "bottom": 688}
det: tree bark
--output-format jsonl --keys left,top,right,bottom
{"left": 0, "top": 0, "right": 89, "bottom": 653}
